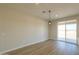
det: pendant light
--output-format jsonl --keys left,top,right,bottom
{"left": 42, "top": 10, "right": 52, "bottom": 24}
{"left": 48, "top": 20, "right": 52, "bottom": 24}
{"left": 48, "top": 10, "right": 52, "bottom": 24}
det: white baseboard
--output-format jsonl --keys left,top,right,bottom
{"left": 0, "top": 39, "right": 47, "bottom": 55}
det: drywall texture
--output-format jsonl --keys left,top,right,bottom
{"left": 50, "top": 15, "right": 79, "bottom": 44}
{"left": 0, "top": 6, "right": 48, "bottom": 53}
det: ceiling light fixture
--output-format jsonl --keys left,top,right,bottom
{"left": 55, "top": 14, "right": 58, "bottom": 17}
{"left": 48, "top": 10, "right": 52, "bottom": 24}
{"left": 42, "top": 9, "right": 58, "bottom": 24}
{"left": 42, "top": 10, "right": 53, "bottom": 25}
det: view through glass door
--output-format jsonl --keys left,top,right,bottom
{"left": 57, "top": 20, "right": 77, "bottom": 44}
{"left": 58, "top": 23, "right": 65, "bottom": 41}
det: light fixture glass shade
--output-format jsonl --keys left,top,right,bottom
{"left": 48, "top": 21, "right": 52, "bottom": 24}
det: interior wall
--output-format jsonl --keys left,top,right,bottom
{"left": 50, "top": 15, "right": 79, "bottom": 44}
{"left": 0, "top": 6, "right": 48, "bottom": 53}
{"left": 49, "top": 20, "right": 57, "bottom": 40}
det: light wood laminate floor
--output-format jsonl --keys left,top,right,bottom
{"left": 4, "top": 40, "right": 79, "bottom": 55}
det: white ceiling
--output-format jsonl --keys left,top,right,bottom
{"left": 1, "top": 3, "right": 79, "bottom": 20}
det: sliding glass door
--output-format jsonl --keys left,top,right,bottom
{"left": 58, "top": 24, "right": 65, "bottom": 41}
{"left": 57, "top": 20, "right": 77, "bottom": 44}
{"left": 66, "top": 23, "right": 77, "bottom": 43}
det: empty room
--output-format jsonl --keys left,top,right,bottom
{"left": 1, "top": 3, "right": 79, "bottom": 55}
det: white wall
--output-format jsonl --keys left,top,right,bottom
{"left": 0, "top": 6, "right": 48, "bottom": 53}
{"left": 48, "top": 20, "right": 57, "bottom": 40}
{"left": 49, "top": 15, "right": 79, "bottom": 44}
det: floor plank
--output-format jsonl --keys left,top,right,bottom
{"left": 4, "top": 40, "right": 79, "bottom": 55}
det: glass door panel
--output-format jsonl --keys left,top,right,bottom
{"left": 58, "top": 24, "right": 65, "bottom": 41}
{"left": 66, "top": 23, "right": 77, "bottom": 43}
